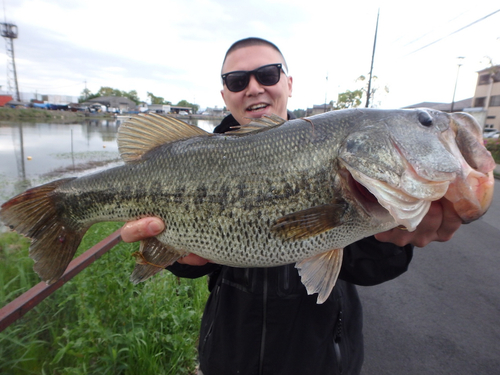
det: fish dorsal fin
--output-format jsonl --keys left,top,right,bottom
{"left": 226, "top": 114, "right": 286, "bottom": 135}
{"left": 296, "top": 248, "right": 343, "bottom": 304}
{"left": 118, "top": 113, "right": 210, "bottom": 163}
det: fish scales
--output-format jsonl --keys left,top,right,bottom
{"left": 56, "top": 115, "right": 358, "bottom": 267}
{"left": 1, "top": 109, "right": 495, "bottom": 303}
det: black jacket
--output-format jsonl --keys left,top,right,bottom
{"left": 168, "top": 113, "right": 413, "bottom": 375}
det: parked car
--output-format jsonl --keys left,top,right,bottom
{"left": 483, "top": 129, "right": 499, "bottom": 138}
{"left": 178, "top": 111, "right": 189, "bottom": 115}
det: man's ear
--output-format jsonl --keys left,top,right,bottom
{"left": 220, "top": 89, "right": 228, "bottom": 110}
{"left": 288, "top": 76, "right": 293, "bottom": 97}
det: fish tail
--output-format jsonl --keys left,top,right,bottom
{"left": 0, "top": 178, "right": 87, "bottom": 284}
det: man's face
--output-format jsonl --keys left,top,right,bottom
{"left": 221, "top": 45, "right": 293, "bottom": 125}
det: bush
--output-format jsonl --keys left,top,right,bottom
{"left": 485, "top": 138, "right": 500, "bottom": 164}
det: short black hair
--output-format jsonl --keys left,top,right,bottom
{"left": 222, "top": 37, "right": 288, "bottom": 73}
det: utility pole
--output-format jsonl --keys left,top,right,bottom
{"left": 0, "top": 22, "right": 20, "bottom": 101}
{"left": 450, "top": 57, "right": 464, "bottom": 113}
{"left": 324, "top": 72, "right": 328, "bottom": 112}
{"left": 365, "top": 9, "right": 379, "bottom": 108}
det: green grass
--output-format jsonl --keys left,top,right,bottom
{"left": 0, "top": 222, "right": 209, "bottom": 374}
{"left": 485, "top": 138, "right": 500, "bottom": 164}
{"left": 0, "top": 107, "right": 86, "bottom": 121}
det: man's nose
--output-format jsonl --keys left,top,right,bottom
{"left": 245, "top": 74, "right": 264, "bottom": 94}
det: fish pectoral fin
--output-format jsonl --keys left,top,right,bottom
{"left": 271, "top": 203, "right": 347, "bottom": 240}
{"left": 130, "top": 237, "right": 185, "bottom": 284}
{"left": 296, "top": 248, "right": 343, "bottom": 304}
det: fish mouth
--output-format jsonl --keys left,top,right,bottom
{"left": 340, "top": 162, "right": 451, "bottom": 231}
{"left": 340, "top": 167, "right": 394, "bottom": 225}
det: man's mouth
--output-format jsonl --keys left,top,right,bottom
{"left": 247, "top": 103, "right": 268, "bottom": 112}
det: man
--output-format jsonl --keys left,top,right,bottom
{"left": 121, "top": 38, "right": 463, "bottom": 374}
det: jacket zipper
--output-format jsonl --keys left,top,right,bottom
{"left": 333, "top": 308, "right": 343, "bottom": 374}
{"left": 258, "top": 268, "right": 268, "bottom": 375}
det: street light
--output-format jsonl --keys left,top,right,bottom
{"left": 450, "top": 56, "right": 465, "bottom": 113}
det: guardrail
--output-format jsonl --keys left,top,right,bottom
{"left": 0, "top": 230, "right": 122, "bottom": 332}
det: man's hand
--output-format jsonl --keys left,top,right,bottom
{"left": 121, "top": 218, "right": 210, "bottom": 266}
{"left": 375, "top": 198, "right": 463, "bottom": 247}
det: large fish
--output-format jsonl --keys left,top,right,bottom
{"left": 0, "top": 109, "right": 495, "bottom": 303}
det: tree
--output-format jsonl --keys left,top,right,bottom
{"left": 292, "top": 109, "right": 306, "bottom": 118}
{"left": 176, "top": 100, "right": 199, "bottom": 114}
{"left": 147, "top": 92, "right": 172, "bottom": 105}
{"left": 78, "top": 88, "right": 97, "bottom": 103}
{"left": 332, "top": 89, "right": 363, "bottom": 109}
{"left": 356, "top": 75, "right": 389, "bottom": 108}
{"left": 122, "top": 90, "right": 141, "bottom": 104}
{"left": 97, "top": 87, "right": 121, "bottom": 97}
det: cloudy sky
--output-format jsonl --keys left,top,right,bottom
{"left": 1, "top": 0, "right": 499, "bottom": 110}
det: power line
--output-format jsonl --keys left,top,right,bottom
{"left": 401, "top": 10, "right": 468, "bottom": 48}
{"left": 406, "top": 8, "right": 500, "bottom": 56}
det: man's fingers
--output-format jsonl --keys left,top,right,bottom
{"left": 435, "top": 198, "right": 462, "bottom": 242}
{"left": 374, "top": 199, "right": 463, "bottom": 247}
{"left": 121, "top": 218, "right": 165, "bottom": 242}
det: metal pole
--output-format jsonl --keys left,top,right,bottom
{"left": 0, "top": 230, "right": 122, "bottom": 332}
{"left": 9, "top": 37, "right": 20, "bottom": 101}
{"left": 450, "top": 57, "right": 464, "bottom": 113}
{"left": 365, "top": 9, "right": 379, "bottom": 108}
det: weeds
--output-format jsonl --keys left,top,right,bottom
{"left": 0, "top": 222, "right": 209, "bottom": 374}
{"left": 485, "top": 138, "right": 500, "bottom": 164}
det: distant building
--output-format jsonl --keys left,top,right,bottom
{"left": 170, "top": 105, "right": 192, "bottom": 114}
{"left": 203, "top": 106, "right": 224, "bottom": 116}
{"left": 0, "top": 95, "right": 13, "bottom": 107}
{"left": 147, "top": 104, "right": 171, "bottom": 113}
{"left": 403, "top": 98, "right": 473, "bottom": 112}
{"left": 0, "top": 90, "right": 77, "bottom": 105}
{"left": 471, "top": 65, "right": 500, "bottom": 130}
{"left": 40, "top": 94, "right": 78, "bottom": 104}
{"left": 306, "top": 103, "right": 333, "bottom": 116}
{"left": 402, "top": 98, "right": 490, "bottom": 130}
{"left": 87, "top": 96, "right": 137, "bottom": 113}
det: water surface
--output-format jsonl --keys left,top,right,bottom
{"left": 0, "top": 118, "right": 218, "bottom": 208}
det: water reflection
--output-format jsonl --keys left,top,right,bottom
{"left": 0, "top": 117, "right": 220, "bottom": 207}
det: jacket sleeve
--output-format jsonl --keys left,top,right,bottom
{"left": 167, "top": 262, "right": 221, "bottom": 279}
{"left": 338, "top": 236, "right": 413, "bottom": 286}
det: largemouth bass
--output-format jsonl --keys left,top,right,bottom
{"left": 0, "top": 109, "right": 495, "bottom": 303}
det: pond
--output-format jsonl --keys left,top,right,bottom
{"left": 0, "top": 117, "right": 219, "bottom": 215}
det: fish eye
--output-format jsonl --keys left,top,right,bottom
{"left": 418, "top": 111, "right": 433, "bottom": 127}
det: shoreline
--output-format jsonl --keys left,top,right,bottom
{"left": 0, "top": 107, "right": 225, "bottom": 122}
{"left": 0, "top": 107, "right": 112, "bottom": 121}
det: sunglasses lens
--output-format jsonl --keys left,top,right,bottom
{"left": 223, "top": 64, "right": 282, "bottom": 92}
{"left": 256, "top": 65, "right": 281, "bottom": 86}
{"left": 225, "top": 73, "right": 249, "bottom": 92}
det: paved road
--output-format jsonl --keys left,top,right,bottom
{"left": 359, "top": 179, "right": 500, "bottom": 375}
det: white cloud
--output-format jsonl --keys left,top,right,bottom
{"left": 1, "top": 0, "right": 499, "bottom": 109}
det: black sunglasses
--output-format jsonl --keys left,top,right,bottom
{"left": 221, "top": 63, "right": 284, "bottom": 92}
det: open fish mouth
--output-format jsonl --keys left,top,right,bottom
{"left": 341, "top": 162, "right": 452, "bottom": 231}
{"left": 348, "top": 168, "right": 450, "bottom": 231}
